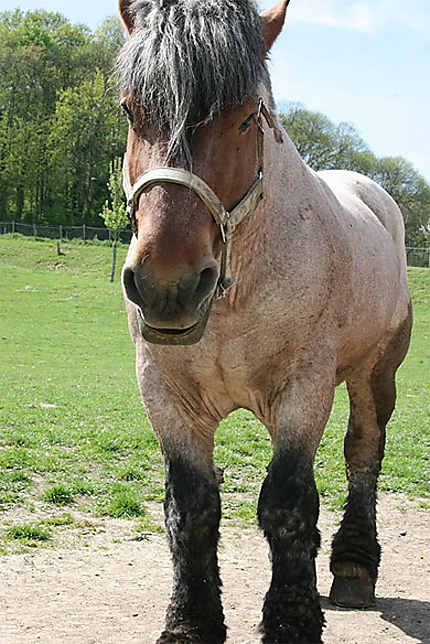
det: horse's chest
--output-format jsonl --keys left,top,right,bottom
{"left": 200, "top": 335, "right": 290, "bottom": 417}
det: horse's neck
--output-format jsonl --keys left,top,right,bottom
{"left": 246, "top": 125, "right": 311, "bottom": 234}
{"left": 226, "top": 129, "right": 315, "bottom": 302}
{"left": 267, "top": 125, "right": 312, "bottom": 199}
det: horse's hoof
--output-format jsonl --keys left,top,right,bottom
{"left": 156, "top": 631, "right": 200, "bottom": 643}
{"left": 261, "top": 629, "right": 322, "bottom": 644}
{"left": 329, "top": 575, "right": 376, "bottom": 608}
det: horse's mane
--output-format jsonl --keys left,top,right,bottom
{"left": 116, "top": 0, "right": 272, "bottom": 163}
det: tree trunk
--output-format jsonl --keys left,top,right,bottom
{"left": 16, "top": 184, "right": 24, "bottom": 221}
{"left": 110, "top": 242, "right": 117, "bottom": 283}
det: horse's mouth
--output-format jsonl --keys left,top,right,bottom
{"left": 137, "top": 306, "right": 212, "bottom": 345}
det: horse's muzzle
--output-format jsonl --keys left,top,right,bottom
{"left": 122, "top": 262, "right": 218, "bottom": 345}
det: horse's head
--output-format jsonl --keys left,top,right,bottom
{"left": 118, "top": 0, "right": 289, "bottom": 345}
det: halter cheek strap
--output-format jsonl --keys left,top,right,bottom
{"left": 123, "top": 98, "right": 276, "bottom": 298}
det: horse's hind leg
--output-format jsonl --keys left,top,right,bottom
{"left": 330, "top": 308, "right": 412, "bottom": 608}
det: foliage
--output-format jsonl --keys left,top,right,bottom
{"left": 99, "top": 157, "right": 128, "bottom": 240}
{"left": 0, "top": 237, "right": 428, "bottom": 551}
{"left": 99, "top": 157, "right": 128, "bottom": 280}
{"left": 100, "top": 487, "right": 146, "bottom": 518}
{"left": 0, "top": 9, "right": 127, "bottom": 225}
{"left": 280, "top": 104, "right": 369, "bottom": 171}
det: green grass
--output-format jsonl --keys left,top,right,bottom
{"left": 101, "top": 486, "right": 146, "bottom": 518}
{"left": 6, "top": 523, "right": 51, "bottom": 547}
{"left": 0, "top": 235, "right": 428, "bottom": 549}
{"left": 42, "top": 484, "right": 75, "bottom": 506}
{"left": 43, "top": 512, "right": 75, "bottom": 527}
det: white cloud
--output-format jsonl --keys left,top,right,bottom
{"left": 286, "top": 1, "right": 375, "bottom": 33}
{"left": 262, "top": 0, "right": 430, "bottom": 34}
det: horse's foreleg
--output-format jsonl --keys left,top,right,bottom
{"left": 258, "top": 368, "right": 335, "bottom": 644}
{"left": 258, "top": 450, "right": 323, "bottom": 644}
{"left": 330, "top": 309, "right": 412, "bottom": 609}
{"left": 157, "top": 450, "right": 226, "bottom": 644}
{"left": 135, "top": 354, "right": 226, "bottom": 644}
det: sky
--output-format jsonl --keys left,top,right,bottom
{"left": 4, "top": 0, "right": 430, "bottom": 182}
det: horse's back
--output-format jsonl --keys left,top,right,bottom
{"left": 317, "top": 169, "right": 406, "bottom": 253}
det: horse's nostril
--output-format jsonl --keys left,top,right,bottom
{"left": 122, "top": 266, "right": 143, "bottom": 307}
{"left": 123, "top": 261, "right": 218, "bottom": 325}
{"left": 195, "top": 265, "right": 218, "bottom": 302}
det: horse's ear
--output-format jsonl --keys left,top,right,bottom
{"left": 260, "top": 0, "right": 290, "bottom": 52}
{"left": 119, "top": 0, "right": 135, "bottom": 34}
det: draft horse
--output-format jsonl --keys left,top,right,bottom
{"left": 117, "top": 0, "right": 412, "bottom": 641}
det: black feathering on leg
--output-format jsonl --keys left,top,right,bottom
{"left": 329, "top": 472, "right": 380, "bottom": 608}
{"left": 330, "top": 473, "right": 381, "bottom": 582}
{"left": 258, "top": 449, "right": 325, "bottom": 644}
{"left": 160, "top": 456, "right": 226, "bottom": 644}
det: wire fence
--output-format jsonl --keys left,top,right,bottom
{"left": 0, "top": 221, "right": 132, "bottom": 244}
{"left": 405, "top": 247, "right": 430, "bottom": 269}
{"left": 0, "top": 220, "right": 429, "bottom": 268}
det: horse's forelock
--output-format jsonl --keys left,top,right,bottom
{"left": 116, "top": 0, "right": 271, "bottom": 163}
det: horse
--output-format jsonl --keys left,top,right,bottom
{"left": 117, "top": 1, "right": 412, "bottom": 642}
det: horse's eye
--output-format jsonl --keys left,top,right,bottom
{"left": 121, "top": 101, "right": 134, "bottom": 123}
{"left": 238, "top": 113, "right": 255, "bottom": 135}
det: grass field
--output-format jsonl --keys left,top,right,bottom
{"left": 0, "top": 235, "right": 429, "bottom": 553}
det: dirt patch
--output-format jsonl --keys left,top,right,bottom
{"left": 0, "top": 494, "right": 428, "bottom": 643}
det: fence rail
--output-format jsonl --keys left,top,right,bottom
{"left": 0, "top": 221, "right": 132, "bottom": 244}
{"left": 0, "top": 221, "right": 429, "bottom": 268}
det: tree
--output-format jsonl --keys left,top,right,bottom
{"left": 0, "top": 10, "right": 93, "bottom": 222}
{"left": 99, "top": 157, "right": 129, "bottom": 282}
{"left": 0, "top": 9, "right": 126, "bottom": 224}
{"left": 49, "top": 70, "right": 126, "bottom": 225}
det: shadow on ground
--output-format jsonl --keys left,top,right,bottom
{"left": 321, "top": 595, "right": 430, "bottom": 644}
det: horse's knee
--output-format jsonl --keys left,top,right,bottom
{"left": 164, "top": 456, "right": 220, "bottom": 538}
{"left": 258, "top": 448, "right": 319, "bottom": 544}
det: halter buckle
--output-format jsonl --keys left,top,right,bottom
{"left": 220, "top": 223, "right": 227, "bottom": 244}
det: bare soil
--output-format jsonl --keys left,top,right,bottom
{"left": 0, "top": 494, "right": 428, "bottom": 644}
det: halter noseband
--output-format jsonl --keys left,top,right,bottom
{"left": 123, "top": 98, "right": 275, "bottom": 298}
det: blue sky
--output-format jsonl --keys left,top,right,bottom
{"left": 4, "top": 0, "right": 430, "bottom": 182}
